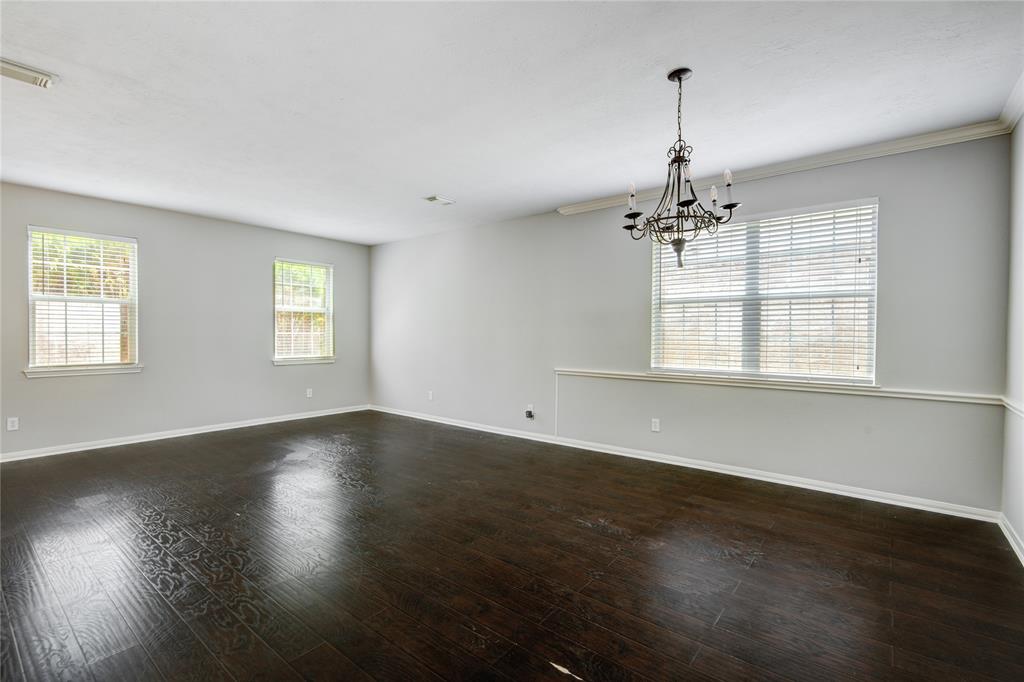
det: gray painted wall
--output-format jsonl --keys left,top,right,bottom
{"left": 1, "top": 183, "right": 371, "bottom": 454}
{"left": 371, "top": 136, "right": 1011, "bottom": 510}
{"left": 1006, "top": 128, "right": 1024, "bottom": 538}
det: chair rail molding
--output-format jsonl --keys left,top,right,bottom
{"left": 554, "top": 368, "right": 1005, "bottom": 406}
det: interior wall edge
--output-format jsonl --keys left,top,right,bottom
{"left": 0, "top": 404, "right": 372, "bottom": 463}
{"left": 1001, "top": 513, "right": 1024, "bottom": 567}
{"left": 1008, "top": 399, "right": 1024, "bottom": 419}
{"left": 368, "top": 404, "right": 1004, "bottom": 524}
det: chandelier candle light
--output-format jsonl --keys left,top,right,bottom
{"left": 622, "top": 67, "right": 741, "bottom": 268}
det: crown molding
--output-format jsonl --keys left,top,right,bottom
{"left": 1001, "top": 69, "right": 1024, "bottom": 132}
{"left": 557, "top": 119, "right": 1012, "bottom": 216}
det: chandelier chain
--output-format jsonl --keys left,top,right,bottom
{"left": 676, "top": 77, "right": 683, "bottom": 142}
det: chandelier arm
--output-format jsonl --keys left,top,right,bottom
{"left": 656, "top": 164, "right": 674, "bottom": 214}
{"left": 674, "top": 159, "right": 683, "bottom": 209}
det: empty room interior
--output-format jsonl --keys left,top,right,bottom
{"left": 2, "top": 1, "right": 1024, "bottom": 680}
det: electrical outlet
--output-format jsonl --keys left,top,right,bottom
{"left": 650, "top": 418, "right": 660, "bottom": 433}
{"left": 6, "top": 417, "right": 19, "bottom": 431}
{"left": 305, "top": 388, "right": 313, "bottom": 398}
{"left": 427, "top": 390, "right": 433, "bottom": 401}
{"left": 525, "top": 404, "right": 535, "bottom": 420}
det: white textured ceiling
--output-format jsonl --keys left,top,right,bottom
{"left": 2, "top": 1, "right": 1022, "bottom": 244}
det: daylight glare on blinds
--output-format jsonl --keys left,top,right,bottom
{"left": 651, "top": 202, "right": 878, "bottom": 384}
{"left": 274, "top": 260, "right": 334, "bottom": 360}
{"left": 29, "top": 228, "right": 139, "bottom": 368}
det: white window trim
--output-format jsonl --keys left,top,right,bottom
{"left": 24, "top": 364, "right": 144, "bottom": 379}
{"left": 645, "top": 368, "right": 879, "bottom": 390}
{"left": 25, "top": 225, "right": 142, "bottom": 378}
{"left": 272, "top": 257, "right": 336, "bottom": 364}
{"left": 650, "top": 198, "right": 879, "bottom": 386}
{"left": 693, "top": 197, "right": 879, "bottom": 228}
{"left": 272, "top": 357, "right": 335, "bottom": 366}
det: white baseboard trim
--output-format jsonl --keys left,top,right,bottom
{"left": 0, "top": 405, "right": 372, "bottom": 463}
{"left": 369, "top": 404, "right": 1003, "bottom": 524}
{"left": 1000, "top": 514, "right": 1024, "bottom": 567}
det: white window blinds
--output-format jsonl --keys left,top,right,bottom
{"left": 29, "top": 227, "right": 139, "bottom": 368}
{"left": 274, "top": 259, "right": 334, "bottom": 361}
{"left": 651, "top": 201, "right": 877, "bottom": 384}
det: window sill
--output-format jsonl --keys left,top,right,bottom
{"left": 24, "top": 364, "right": 144, "bottom": 379}
{"left": 646, "top": 369, "right": 878, "bottom": 391}
{"left": 272, "top": 357, "right": 336, "bottom": 366}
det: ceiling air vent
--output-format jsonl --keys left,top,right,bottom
{"left": 424, "top": 195, "right": 455, "bottom": 205}
{"left": 1, "top": 58, "right": 58, "bottom": 89}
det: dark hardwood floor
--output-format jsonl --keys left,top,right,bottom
{"left": 1, "top": 410, "right": 1022, "bottom": 681}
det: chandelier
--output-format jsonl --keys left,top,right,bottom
{"left": 622, "top": 67, "right": 741, "bottom": 267}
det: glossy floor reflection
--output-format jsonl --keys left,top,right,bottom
{"left": 1, "top": 410, "right": 1022, "bottom": 680}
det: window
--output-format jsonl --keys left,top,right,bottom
{"left": 273, "top": 259, "right": 334, "bottom": 364}
{"left": 651, "top": 201, "right": 877, "bottom": 384}
{"left": 28, "top": 227, "right": 139, "bottom": 374}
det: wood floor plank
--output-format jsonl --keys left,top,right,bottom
{"left": 1, "top": 593, "right": 25, "bottom": 681}
{"left": 540, "top": 606, "right": 711, "bottom": 680}
{"left": 260, "top": 576, "right": 441, "bottom": 680}
{"left": 689, "top": 643, "right": 790, "bottom": 682}
{"left": 60, "top": 592, "right": 137, "bottom": 666}
{"left": 365, "top": 605, "right": 505, "bottom": 680}
{"left": 87, "top": 645, "right": 162, "bottom": 682}
{"left": 713, "top": 593, "right": 894, "bottom": 679}
{"left": 891, "top": 612, "right": 1024, "bottom": 680}
{"left": 96, "top": 572, "right": 231, "bottom": 681}
{"left": 1, "top": 533, "right": 62, "bottom": 620}
{"left": 289, "top": 642, "right": 372, "bottom": 681}
{"left": 891, "top": 647, "right": 1000, "bottom": 682}
{"left": 698, "top": 627, "right": 857, "bottom": 682}
{"left": 315, "top": 563, "right": 516, "bottom": 665}
{"left": 93, "top": 509, "right": 299, "bottom": 681}
{"left": 521, "top": 575, "right": 704, "bottom": 664}
{"left": 888, "top": 580, "right": 1024, "bottom": 645}
{"left": 6, "top": 604, "right": 92, "bottom": 682}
